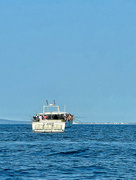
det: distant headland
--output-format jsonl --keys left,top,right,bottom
{"left": 0, "top": 119, "right": 31, "bottom": 124}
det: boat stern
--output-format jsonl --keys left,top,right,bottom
{"left": 32, "top": 121, "right": 65, "bottom": 133}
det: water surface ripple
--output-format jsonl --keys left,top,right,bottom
{"left": 0, "top": 124, "right": 136, "bottom": 179}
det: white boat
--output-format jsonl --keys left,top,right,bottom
{"left": 32, "top": 101, "right": 74, "bottom": 133}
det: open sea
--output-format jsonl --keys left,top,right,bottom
{"left": 0, "top": 124, "right": 136, "bottom": 179}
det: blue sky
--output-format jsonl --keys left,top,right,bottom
{"left": 0, "top": 0, "right": 136, "bottom": 123}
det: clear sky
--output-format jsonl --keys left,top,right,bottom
{"left": 0, "top": 0, "right": 136, "bottom": 123}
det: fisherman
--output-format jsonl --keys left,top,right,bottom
{"left": 66, "top": 113, "right": 68, "bottom": 120}
{"left": 39, "top": 115, "right": 42, "bottom": 121}
{"left": 71, "top": 115, "right": 74, "bottom": 119}
{"left": 44, "top": 115, "right": 48, "bottom": 120}
{"left": 68, "top": 114, "right": 71, "bottom": 120}
{"left": 36, "top": 114, "right": 39, "bottom": 121}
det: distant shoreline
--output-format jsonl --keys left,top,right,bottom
{"left": 0, "top": 119, "right": 31, "bottom": 124}
{"left": 73, "top": 122, "right": 136, "bottom": 125}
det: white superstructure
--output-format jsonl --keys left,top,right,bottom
{"left": 32, "top": 101, "right": 73, "bottom": 133}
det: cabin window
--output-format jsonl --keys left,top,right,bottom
{"left": 59, "top": 114, "right": 64, "bottom": 119}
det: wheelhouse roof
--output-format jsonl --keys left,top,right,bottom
{"left": 36, "top": 104, "right": 69, "bottom": 115}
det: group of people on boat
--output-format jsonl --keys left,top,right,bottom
{"left": 33, "top": 114, "right": 48, "bottom": 121}
{"left": 33, "top": 113, "right": 74, "bottom": 122}
{"left": 64, "top": 113, "right": 74, "bottom": 121}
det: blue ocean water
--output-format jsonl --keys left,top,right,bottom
{"left": 0, "top": 124, "right": 136, "bottom": 179}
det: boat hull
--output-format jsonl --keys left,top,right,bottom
{"left": 65, "top": 119, "right": 73, "bottom": 128}
{"left": 32, "top": 120, "right": 65, "bottom": 133}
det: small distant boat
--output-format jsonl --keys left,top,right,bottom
{"left": 32, "top": 101, "right": 74, "bottom": 133}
